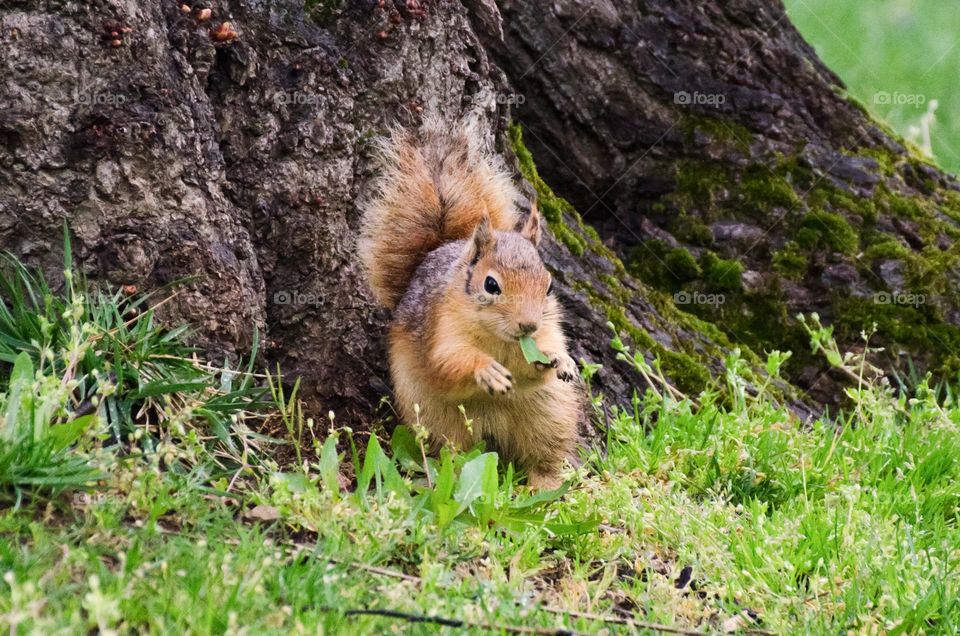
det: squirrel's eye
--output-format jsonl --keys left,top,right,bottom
{"left": 483, "top": 276, "right": 501, "bottom": 295}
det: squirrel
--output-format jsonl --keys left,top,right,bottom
{"left": 358, "top": 119, "right": 583, "bottom": 490}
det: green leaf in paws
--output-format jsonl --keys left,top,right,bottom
{"left": 518, "top": 335, "right": 551, "bottom": 365}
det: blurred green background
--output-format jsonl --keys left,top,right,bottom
{"left": 784, "top": 0, "right": 960, "bottom": 174}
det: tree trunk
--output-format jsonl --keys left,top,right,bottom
{"left": 2, "top": 0, "right": 952, "bottom": 426}
{"left": 475, "top": 0, "right": 960, "bottom": 404}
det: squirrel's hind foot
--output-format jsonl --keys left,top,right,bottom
{"left": 527, "top": 470, "right": 563, "bottom": 492}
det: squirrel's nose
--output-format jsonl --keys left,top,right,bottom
{"left": 517, "top": 322, "right": 539, "bottom": 336}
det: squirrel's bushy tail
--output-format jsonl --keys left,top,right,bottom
{"left": 359, "top": 118, "right": 522, "bottom": 309}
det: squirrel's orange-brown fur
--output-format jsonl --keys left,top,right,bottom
{"left": 358, "top": 119, "right": 521, "bottom": 310}
{"left": 359, "top": 119, "right": 583, "bottom": 489}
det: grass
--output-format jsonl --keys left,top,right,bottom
{"left": 3, "top": 252, "right": 960, "bottom": 633}
{"left": 784, "top": 0, "right": 960, "bottom": 173}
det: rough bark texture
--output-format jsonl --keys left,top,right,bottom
{"left": 2, "top": 0, "right": 508, "bottom": 423}
{"left": 2, "top": 0, "right": 955, "bottom": 425}
{"left": 477, "top": 0, "right": 960, "bottom": 403}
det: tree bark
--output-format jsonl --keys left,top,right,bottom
{"left": 3, "top": 0, "right": 952, "bottom": 426}
{"left": 476, "top": 0, "right": 960, "bottom": 403}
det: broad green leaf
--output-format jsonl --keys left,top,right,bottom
{"left": 826, "top": 350, "right": 843, "bottom": 367}
{"left": 271, "top": 472, "right": 314, "bottom": 495}
{"left": 376, "top": 443, "right": 408, "bottom": 497}
{"left": 46, "top": 415, "right": 96, "bottom": 451}
{"left": 3, "top": 351, "right": 34, "bottom": 441}
{"left": 356, "top": 436, "right": 407, "bottom": 500}
{"left": 475, "top": 452, "right": 499, "bottom": 525}
{"left": 518, "top": 335, "right": 550, "bottom": 365}
{"left": 500, "top": 512, "right": 600, "bottom": 536}
{"left": 454, "top": 452, "right": 498, "bottom": 516}
{"left": 434, "top": 500, "right": 459, "bottom": 529}
{"left": 433, "top": 449, "right": 456, "bottom": 501}
{"left": 318, "top": 435, "right": 341, "bottom": 497}
{"left": 390, "top": 425, "right": 424, "bottom": 473}
{"left": 430, "top": 450, "right": 457, "bottom": 523}
{"left": 542, "top": 517, "right": 601, "bottom": 536}
{"left": 355, "top": 436, "right": 382, "bottom": 497}
{"left": 511, "top": 481, "right": 570, "bottom": 510}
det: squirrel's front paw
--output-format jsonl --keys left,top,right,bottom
{"left": 536, "top": 352, "right": 578, "bottom": 383}
{"left": 475, "top": 360, "right": 513, "bottom": 395}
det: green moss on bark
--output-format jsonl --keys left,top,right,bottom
{"left": 809, "top": 185, "right": 878, "bottom": 222}
{"left": 665, "top": 248, "right": 703, "bottom": 283}
{"left": 799, "top": 210, "right": 859, "bottom": 254}
{"left": 772, "top": 242, "right": 808, "bottom": 281}
{"left": 670, "top": 214, "right": 715, "bottom": 247}
{"left": 515, "top": 103, "right": 960, "bottom": 395}
{"left": 739, "top": 166, "right": 802, "bottom": 213}
{"left": 509, "top": 123, "right": 803, "bottom": 401}
{"left": 680, "top": 114, "right": 753, "bottom": 152}
{"left": 674, "top": 161, "right": 729, "bottom": 214}
{"left": 701, "top": 252, "right": 744, "bottom": 292}
{"left": 863, "top": 236, "right": 910, "bottom": 261}
{"left": 658, "top": 348, "right": 711, "bottom": 394}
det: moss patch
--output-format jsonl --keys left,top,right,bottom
{"left": 834, "top": 297, "right": 960, "bottom": 377}
{"left": 658, "top": 348, "right": 711, "bottom": 394}
{"left": 863, "top": 235, "right": 910, "bottom": 261}
{"left": 679, "top": 114, "right": 753, "bottom": 152}
{"left": 509, "top": 125, "right": 587, "bottom": 256}
{"left": 772, "top": 242, "right": 808, "bottom": 281}
{"left": 809, "top": 184, "right": 878, "bottom": 222}
{"left": 627, "top": 242, "right": 705, "bottom": 290}
{"left": 738, "top": 166, "right": 802, "bottom": 214}
{"left": 885, "top": 189, "right": 930, "bottom": 220}
{"left": 669, "top": 214, "right": 715, "bottom": 247}
{"left": 701, "top": 252, "right": 744, "bottom": 292}
{"left": 673, "top": 160, "right": 729, "bottom": 214}
{"left": 665, "top": 248, "right": 702, "bottom": 283}
{"left": 510, "top": 123, "right": 796, "bottom": 401}
{"left": 797, "top": 210, "right": 859, "bottom": 254}
{"left": 855, "top": 146, "right": 897, "bottom": 177}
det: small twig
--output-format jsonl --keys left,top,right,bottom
{"left": 286, "top": 547, "right": 763, "bottom": 636}
{"left": 152, "top": 354, "right": 273, "bottom": 379}
{"left": 411, "top": 406, "right": 433, "bottom": 488}
{"left": 327, "top": 557, "right": 421, "bottom": 584}
{"left": 541, "top": 607, "right": 775, "bottom": 636}
{"left": 117, "top": 289, "right": 185, "bottom": 331}
{"left": 275, "top": 542, "right": 422, "bottom": 583}
{"left": 633, "top": 361, "right": 664, "bottom": 401}
{"left": 541, "top": 607, "right": 706, "bottom": 635}
{"left": 225, "top": 433, "right": 253, "bottom": 493}
{"left": 127, "top": 529, "right": 772, "bottom": 636}
{"left": 336, "top": 607, "right": 585, "bottom": 635}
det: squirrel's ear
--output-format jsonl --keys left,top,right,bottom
{"left": 468, "top": 215, "right": 495, "bottom": 262}
{"left": 519, "top": 204, "right": 542, "bottom": 246}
